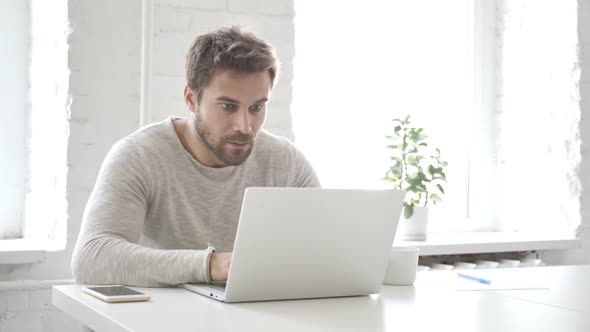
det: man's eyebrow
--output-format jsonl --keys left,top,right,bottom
{"left": 217, "top": 96, "right": 240, "bottom": 103}
{"left": 216, "top": 96, "right": 269, "bottom": 104}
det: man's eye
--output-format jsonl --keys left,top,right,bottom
{"left": 250, "top": 104, "right": 264, "bottom": 112}
{"left": 221, "top": 103, "right": 237, "bottom": 111}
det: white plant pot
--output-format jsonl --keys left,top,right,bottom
{"left": 396, "top": 206, "right": 429, "bottom": 241}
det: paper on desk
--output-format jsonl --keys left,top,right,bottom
{"left": 419, "top": 272, "right": 549, "bottom": 291}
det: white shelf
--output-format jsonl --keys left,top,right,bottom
{"left": 394, "top": 232, "right": 581, "bottom": 256}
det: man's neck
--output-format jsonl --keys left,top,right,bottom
{"left": 174, "top": 119, "right": 197, "bottom": 158}
{"left": 173, "top": 118, "right": 225, "bottom": 168}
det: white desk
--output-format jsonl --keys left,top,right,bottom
{"left": 491, "top": 265, "right": 590, "bottom": 313}
{"left": 53, "top": 265, "right": 590, "bottom": 332}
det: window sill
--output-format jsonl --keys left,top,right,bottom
{"left": 2, "top": 232, "right": 580, "bottom": 263}
{"left": 0, "top": 238, "right": 65, "bottom": 264}
{"left": 394, "top": 231, "right": 580, "bottom": 256}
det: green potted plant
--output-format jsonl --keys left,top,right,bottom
{"left": 384, "top": 115, "right": 447, "bottom": 240}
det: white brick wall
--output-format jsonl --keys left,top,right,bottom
{"left": 579, "top": 0, "right": 590, "bottom": 229}
{"left": 577, "top": 0, "right": 590, "bottom": 255}
{"left": 149, "top": 0, "right": 295, "bottom": 138}
{"left": 2, "top": 0, "right": 144, "bottom": 329}
{"left": 544, "top": 0, "right": 590, "bottom": 264}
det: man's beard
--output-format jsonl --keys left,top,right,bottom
{"left": 193, "top": 110, "right": 254, "bottom": 166}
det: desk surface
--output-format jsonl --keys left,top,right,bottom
{"left": 53, "top": 265, "right": 590, "bottom": 332}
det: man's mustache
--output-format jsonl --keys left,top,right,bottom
{"left": 224, "top": 133, "right": 253, "bottom": 144}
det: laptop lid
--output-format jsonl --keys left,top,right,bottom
{"left": 223, "top": 188, "right": 406, "bottom": 303}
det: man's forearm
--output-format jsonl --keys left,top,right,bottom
{"left": 72, "top": 236, "right": 214, "bottom": 287}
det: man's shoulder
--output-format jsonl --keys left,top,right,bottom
{"left": 118, "top": 118, "right": 176, "bottom": 154}
{"left": 255, "top": 129, "right": 295, "bottom": 151}
{"left": 251, "top": 129, "right": 306, "bottom": 166}
{"left": 250, "top": 129, "right": 318, "bottom": 187}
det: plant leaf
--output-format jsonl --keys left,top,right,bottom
{"left": 430, "top": 193, "right": 442, "bottom": 203}
{"left": 403, "top": 205, "right": 414, "bottom": 219}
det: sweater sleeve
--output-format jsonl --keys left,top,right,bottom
{"left": 290, "top": 144, "right": 321, "bottom": 188}
{"left": 71, "top": 139, "right": 214, "bottom": 287}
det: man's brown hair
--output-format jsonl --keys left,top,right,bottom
{"left": 186, "top": 26, "right": 280, "bottom": 102}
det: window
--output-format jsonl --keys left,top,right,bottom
{"left": 293, "top": 0, "right": 580, "bottom": 235}
{"left": 0, "top": 0, "right": 69, "bottom": 244}
{"left": 293, "top": 0, "right": 476, "bottom": 231}
{"left": 493, "top": 0, "right": 580, "bottom": 233}
{"left": 0, "top": 0, "right": 30, "bottom": 239}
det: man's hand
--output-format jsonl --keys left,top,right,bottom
{"left": 209, "top": 252, "right": 232, "bottom": 282}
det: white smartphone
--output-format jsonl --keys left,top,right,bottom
{"left": 82, "top": 285, "right": 151, "bottom": 303}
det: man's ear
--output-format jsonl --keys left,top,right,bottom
{"left": 184, "top": 85, "right": 197, "bottom": 112}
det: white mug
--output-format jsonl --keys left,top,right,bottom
{"left": 383, "top": 246, "right": 419, "bottom": 285}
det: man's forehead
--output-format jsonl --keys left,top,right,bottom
{"left": 212, "top": 67, "right": 270, "bottom": 81}
{"left": 204, "top": 68, "right": 272, "bottom": 102}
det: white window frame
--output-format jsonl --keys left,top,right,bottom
{"left": 461, "top": 0, "right": 498, "bottom": 232}
{"left": 293, "top": 0, "right": 580, "bottom": 237}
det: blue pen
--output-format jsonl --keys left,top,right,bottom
{"left": 457, "top": 272, "right": 492, "bottom": 285}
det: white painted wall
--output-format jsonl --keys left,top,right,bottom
{"left": 0, "top": 0, "right": 588, "bottom": 331}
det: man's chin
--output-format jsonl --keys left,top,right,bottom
{"left": 219, "top": 147, "right": 253, "bottom": 166}
{"left": 223, "top": 157, "right": 249, "bottom": 166}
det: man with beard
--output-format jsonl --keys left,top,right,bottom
{"left": 72, "top": 26, "right": 320, "bottom": 286}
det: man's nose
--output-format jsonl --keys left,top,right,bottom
{"left": 232, "top": 109, "right": 252, "bottom": 134}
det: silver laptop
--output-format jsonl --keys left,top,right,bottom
{"left": 183, "top": 187, "right": 406, "bottom": 303}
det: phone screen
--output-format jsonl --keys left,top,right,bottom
{"left": 86, "top": 286, "right": 144, "bottom": 296}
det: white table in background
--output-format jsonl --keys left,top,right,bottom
{"left": 53, "top": 265, "right": 590, "bottom": 332}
